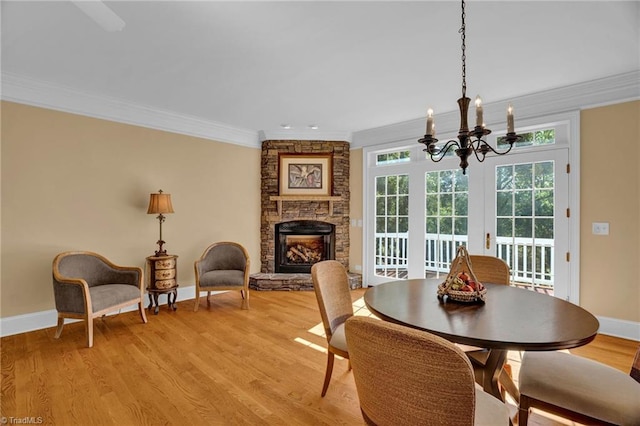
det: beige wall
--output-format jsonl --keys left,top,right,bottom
{"left": 2, "top": 100, "right": 639, "bottom": 326}
{"left": 349, "top": 147, "right": 363, "bottom": 274}
{"left": 1, "top": 101, "right": 261, "bottom": 317}
{"left": 580, "top": 100, "right": 640, "bottom": 322}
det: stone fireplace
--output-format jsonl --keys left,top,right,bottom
{"left": 275, "top": 220, "right": 335, "bottom": 273}
{"left": 250, "top": 140, "right": 360, "bottom": 290}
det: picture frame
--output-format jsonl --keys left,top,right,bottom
{"left": 279, "top": 153, "right": 332, "bottom": 196}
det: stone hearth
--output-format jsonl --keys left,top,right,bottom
{"left": 250, "top": 273, "right": 362, "bottom": 291}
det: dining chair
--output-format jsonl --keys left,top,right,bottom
{"left": 345, "top": 316, "right": 510, "bottom": 426}
{"left": 193, "top": 241, "right": 250, "bottom": 311}
{"left": 52, "top": 251, "right": 148, "bottom": 347}
{"left": 518, "top": 346, "right": 640, "bottom": 425}
{"left": 310, "top": 260, "right": 353, "bottom": 397}
{"left": 461, "top": 255, "right": 511, "bottom": 286}
{"left": 456, "top": 254, "right": 516, "bottom": 398}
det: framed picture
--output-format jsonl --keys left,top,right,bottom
{"left": 279, "top": 154, "right": 332, "bottom": 196}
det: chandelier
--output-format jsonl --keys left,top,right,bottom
{"left": 418, "top": 0, "right": 521, "bottom": 174}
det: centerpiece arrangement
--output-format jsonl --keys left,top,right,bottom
{"left": 437, "top": 245, "right": 487, "bottom": 303}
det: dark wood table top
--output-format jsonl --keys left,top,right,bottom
{"left": 364, "top": 279, "right": 599, "bottom": 351}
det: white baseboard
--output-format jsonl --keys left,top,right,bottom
{"left": 597, "top": 316, "right": 640, "bottom": 341}
{"left": 2, "top": 288, "right": 639, "bottom": 342}
{"left": 0, "top": 285, "right": 197, "bottom": 337}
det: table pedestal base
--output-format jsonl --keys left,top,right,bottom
{"left": 469, "top": 349, "right": 520, "bottom": 403}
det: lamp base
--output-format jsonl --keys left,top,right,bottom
{"left": 155, "top": 239, "right": 167, "bottom": 257}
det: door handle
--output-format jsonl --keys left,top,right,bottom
{"left": 486, "top": 233, "right": 490, "bottom": 250}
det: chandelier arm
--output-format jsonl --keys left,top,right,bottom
{"left": 468, "top": 139, "right": 488, "bottom": 163}
{"left": 477, "top": 140, "right": 516, "bottom": 156}
{"left": 426, "top": 139, "right": 461, "bottom": 162}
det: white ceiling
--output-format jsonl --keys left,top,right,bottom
{"left": 2, "top": 1, "right": 639, "bottom": 144}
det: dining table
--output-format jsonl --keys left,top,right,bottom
{"left": 363, "top": 278, "right": 600, "bottom": 402}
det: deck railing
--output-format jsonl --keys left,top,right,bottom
{"left": 374, "top": 233, "right": 554, "bottom": 288}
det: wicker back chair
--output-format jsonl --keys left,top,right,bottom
{"left": 194, "top": 241, "right": 250, "bottom": 311}
{"left": 455, "top": 254, "right": 515, "bottom": 398}
{"left": 345, "top": 316, "right": 510, "bottom": 426}
{"left": 460, "top": 255, "right": 511, "bottom": 286}
{"left": 311, "top": 260, "right": 353, "bottom": 397}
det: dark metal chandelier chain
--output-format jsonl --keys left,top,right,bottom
{"left": 460, "top": 0, "right": 467, "bottom": 98}
{"left": 418, "top": 0, "right": 520, "bottom": 174}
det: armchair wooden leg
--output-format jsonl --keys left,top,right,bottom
{"left": 194, "top": 292, "right": 200, "bottom": 312}
{"left": 86, "top": 317, "right": 94, "bottom": 348}
{"left": 241, "top": 290, "right": 250, "bottom": 310}
{"left": 138, "top": 302, "right": 148, "bottom": 323}
{"left": 206, "top": 291, "right": 211, "bottom": 307}
{"left": 321, "top": 352, "right": 335, "bottom": 397}
{"left": 54, "top": 316, "right": 64, "bottom": 339}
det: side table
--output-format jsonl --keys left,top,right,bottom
{"left": 145, "top": 254, "right": 179, "bottom": 315}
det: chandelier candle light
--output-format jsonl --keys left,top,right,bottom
{"left": 147, "top": 189, "right": 174, "bottom": 256}
{"left": 418, "top": 0, "right": 521, "bottom": 174}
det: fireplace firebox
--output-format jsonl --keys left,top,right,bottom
{"left": 275, "top": 220, "right": 335, "bottom": 273}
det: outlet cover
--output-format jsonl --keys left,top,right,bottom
{"left": 592, "top": 222, "right": 609, "bottom": 235}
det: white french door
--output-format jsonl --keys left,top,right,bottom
{"left": 482, "top": 148, "right": 570, "bottom": 299}
{"left": 364, "top": 113, "right": 578, "bottom": 301}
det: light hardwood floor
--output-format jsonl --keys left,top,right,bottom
{"left": 1, "top": 288, "right": 637, "bottom": 425}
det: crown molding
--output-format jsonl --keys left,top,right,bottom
{"left": 351, "top": 70, "right": 640, "bottom": 148}
{"left": 258, "top": 128, "right": 352, "bottom": 143}
{"left": 1, "top": 72, "right": 261, "bottom": 148}
{"left": 3, "top": 70, "right": 637, "bottom": 149}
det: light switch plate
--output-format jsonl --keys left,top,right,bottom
{"left": 592, "top": 222, "right": 609, "bottom": 235}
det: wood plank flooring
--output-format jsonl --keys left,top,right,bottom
{"left": 1, "top": 289, "right": 637, "bottom": 425}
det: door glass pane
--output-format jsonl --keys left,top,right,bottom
{"left": 375, "top": 174, "right": 409, "bottom": 279}
{"left": 425, "top": 169, "right": 468, "bottom": 275}
{"left": 496, "top": 161, "right": 555, "bottom": 292}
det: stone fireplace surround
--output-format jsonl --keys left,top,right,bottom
{"left": 249, "top": 140, "right": 361, "bottom": 290}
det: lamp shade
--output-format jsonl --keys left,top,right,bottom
{"left": 147, "top": 190, "right": 174, "bottom": 214}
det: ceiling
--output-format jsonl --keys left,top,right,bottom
{"left": 2, "top": 1, "right": 639, "bottom": 144}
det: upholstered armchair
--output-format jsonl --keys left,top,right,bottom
{"left": 52, "top": 251, "right": 148, "bottom": 347}
{"left": 193, "top": 242, "right": 250, "bottom": 311}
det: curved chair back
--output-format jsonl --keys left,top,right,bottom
{"left": 197, "top": 242, "right": 248, "bottom": 273}
{"left": 345, "top": 316, "right": 477, "bottom": 426}
{"left": 459, "top": 255, "right": 511, "bottom": 285}
{"left": 311, "top": 260, "right": 353, "bottom": 396}
{"left": 311, "top": 260, "right": 353, "bottom": 341}
{"left": 55, "top": 252, "right": 135, "bottom": 287}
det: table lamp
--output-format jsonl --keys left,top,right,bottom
{"left": 147, "top": 189, "right": 174, "bottom": 256}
